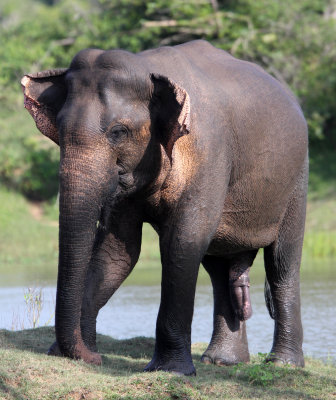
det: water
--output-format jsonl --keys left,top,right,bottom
{"left": 0, "top": 262, "right": 335, "bottom": 362}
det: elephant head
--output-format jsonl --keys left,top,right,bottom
{"left": 21, "top": 49, "right": 190, "bottom": 363}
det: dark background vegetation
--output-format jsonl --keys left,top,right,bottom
{"left": 0, "top": 0, "right": 335, "bottom": 200}
{"left": 0, "top": 6, "right": 335, "bottom": 398}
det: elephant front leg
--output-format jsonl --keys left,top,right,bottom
{"left": 144, "top": 229, "right": 208, "bottom": 376}
{"left": 81, "top": 215, "right": 142, "bottom": 352}
{"left": 80, "top": 242, "right": 136, "bottom": 351}
{"left": 49, "top": 211, "right": 142, "bottom": 359}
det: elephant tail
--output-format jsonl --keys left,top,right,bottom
{"left": 264, "top": 277, "right": 275, "bottom": 319}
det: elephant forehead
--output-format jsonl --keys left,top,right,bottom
{"left": 60, "top": 83, "right": 150, "bottom": 137}
{"left": 68, "top": 49, "right": 151, "bottom": 100}
{"left": 70, "top": 48, "right": 105, "bottom": 70}
{"left": 71, "top": 48, "right": 142, "bottom": 71}
{"left": 66, "top": 68, "right": 150, "bottom": 105}
{"left": 94, "top": 49, "right": 144, "bottom": 71}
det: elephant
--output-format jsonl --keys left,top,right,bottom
{"left": 21, "top": 40, "right": 308, "bottom": 376}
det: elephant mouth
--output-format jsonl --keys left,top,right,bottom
{"left": 116, "top": 160, "right": 135, "bottom": 191}
{"left": 102, "top": 165, "right": 134, "bottom": 209}
{"left": 117, "top": 159, "right": 126, "bottom": 175}
{"left": 118, "top": 173, "right": 135, "bottom": 191}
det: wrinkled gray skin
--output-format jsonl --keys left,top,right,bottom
{"left": 22, "top": 40, "right": 308, "bottom": 375}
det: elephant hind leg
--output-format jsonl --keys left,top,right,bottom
{"left": 264, "top": 171, "right": 307, "bottom": 367}
{"left": 264, "top": 277, "right": 275, "bottom": 320}
{"left": 201, "top": 251, "right": 257, "bottom": 366}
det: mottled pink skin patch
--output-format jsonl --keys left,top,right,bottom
{"left": 151, "top": 74, "right": 190, "bottom": 161}
{"left": 229, "top": 267, "right": 252, "bottom": 321}
{"left": 21, "top": 77, "right": 59, "bottom": 145}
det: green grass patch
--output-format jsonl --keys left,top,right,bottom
{"left": 0, "top": 188, "right": 58, "bottom": 286}
{"left": 303, "top": 196, "right": 336, "bottom": 258}
{"left": 0, "top": 185, "right": 335, "bottom": 287}
{"left": 0, "top": 187, "right": 163, "bottom": 287}
{"left": 304, "top": 231, "right": 336, "bottom": 258}
{"left": 0, "top": 327, "right": 335, "bottom": 400}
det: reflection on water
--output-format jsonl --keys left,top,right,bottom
{"left": 0, "top": 261, "right": 335, "bottom": 361}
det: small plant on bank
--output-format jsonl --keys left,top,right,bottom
{"left": 10, "top": 287, "right": 55, "bottom": 330}
{"left": 24, "top": 287, "right": 43, "bottom": 329}
{"left": 233, "top": 353, "right": 285, "bottom": 386}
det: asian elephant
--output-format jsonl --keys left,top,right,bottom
{"left": 21, "top": 40, "right": 308, "bottom": 375}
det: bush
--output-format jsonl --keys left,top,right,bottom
{"left": 0, "top": 0, "right": 335, "bottom": 200}
{"left": 0, "top": 116, "right": 59, "bottom": 200}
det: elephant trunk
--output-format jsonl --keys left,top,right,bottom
{"left": 56, "top": 149, "right": 115, "bottom": 364}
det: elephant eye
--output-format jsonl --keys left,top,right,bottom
{"left": 106, "top": 124, "right": 129, "bottom": 144}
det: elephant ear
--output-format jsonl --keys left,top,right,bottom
{"left": 150, "top": 73, "right": 191, "bottom": 161}
{"left": 21, "top": 69, "right": 68, "bottom": 145}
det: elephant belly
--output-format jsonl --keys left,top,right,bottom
{"left": 206, "top": 200, "right": 282, "bottom": 256}
{"left": 206, "top": 222, "right": 278, "bottom": 256}
{"left": 205, "top": 156, "right": 301, "bottom": 256}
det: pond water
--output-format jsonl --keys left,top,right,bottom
{"left": 0, "top": 260, "right": 334, "bottom": 362}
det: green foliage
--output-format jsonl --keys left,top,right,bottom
{"left": 19, "top": 138, "right": 59, "bottom": 200}
{"left": 233, "top": 353, "right": 284, "bottom": 387}
{"left": 0, "top": 0, "right": 335, "bottom": 199}
{"left": 227, "top": 0, "right": 336, "bottom": 146}
{"left": 0, "top": 112, "right": 59, "bottom": 200}
{"left": 309, "top": 142, "right": 336, "bottom": 199}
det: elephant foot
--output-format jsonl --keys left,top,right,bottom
{"left": 266, "top": 351, "right": 304, "bottom": 367}
{"left": 81, "top": 336, "right": 98, "bottom": 353}
{"left": 81, "top": 318, "right": 98, "bottom": 352}
{"left": 86, "top": 342, "right": 98, "bottom": 353}
{"left": 201, "top": 343, "right": 250, "bottom": 366}
{"left": 144, "top": 355, "right": 196, "bottom": 376}
{"left": 75, "top": 347, "right": 102, "bottom": 365}
{"left": 47, "top": 341, "right": 62, "bottom": 357}
{"left": 48, "top": 341, "right": 102, "bottom": 365}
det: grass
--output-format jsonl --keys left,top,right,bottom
{"left": 304, "top": 196, "right": 336, "bottom": 258}
{"left": 0, "top": 327, "right": 335, "bottom": 400}
{"left": 0, "top": 188, "right": 59, "bottom": 286}
{"left": 1, "top": 183, "right": 336, "bottom": 286}
{"left": 0, "top": 185, "right": 166, "bottom": 287}
{"left": 0, "top": 185, "right": 336, "bottom": 287}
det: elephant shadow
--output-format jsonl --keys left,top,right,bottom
{"left": 0, "top": 326, "right": 154, "bottom": 356}
{"left": 0, "top": 326, "right": 155, "bottom": 376}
